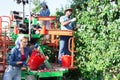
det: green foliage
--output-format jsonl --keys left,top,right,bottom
{"left": 69, "top": 0, "right": 120, "bottom": 80}
{"left": 32, "top": 0, "right": 41, "bottom": 13}
{"left": 32, "top": 0, "right": 120, "bottom": 79}
{"left": 54, "top": 8, "right": 64, "bottom": 29}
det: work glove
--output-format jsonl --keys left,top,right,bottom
{"left": 73, "top": 27, "right": 78, "bottom": 31}
{"left": 70, "top": 18, "right": 76, "bottom": 22}
{"left": 22, "top": 61, "right": 28, "bottom": 66}
{"left": 34, "top": 43, "right": 39, "bottom": 48}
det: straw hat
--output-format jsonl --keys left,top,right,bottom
{"left": 64, "top": 8, "right": 73, "bottom": 13}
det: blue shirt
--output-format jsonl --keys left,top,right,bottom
{"left": 60, "top": 16, "right": 75, "bottom": 30}
{"left": 8, "top": 36, "right": 32, "bottom": 68}
{"left": 8, "top": 46, "right": 32, "bottom": 68}
{"left": 40, "top": 9, "right": 50, "bottom": 16}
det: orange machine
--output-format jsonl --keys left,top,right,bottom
{"left": 0, "top": 16, "right": 14, "bottom": 72}
{"left": 37, "top": 16, "right": 76, "bottom": 69}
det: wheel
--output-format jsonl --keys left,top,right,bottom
{"left": 27, "top": 75, "right": 36, "bottom": 80}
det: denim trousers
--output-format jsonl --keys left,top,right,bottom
{"left": 3, "top": 65, "right": 21, "bottom": 80}
{"left": 58, "top": 36, "right": 71, "bottom": 63}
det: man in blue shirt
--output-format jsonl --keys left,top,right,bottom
{"left": 58, "top": 8, "right": 76, "bottom": 64}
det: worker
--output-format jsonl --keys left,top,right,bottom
{"left": 40, "top": 2, "right": 50, "bottom": 40}
{"left": 3, "top": 35, "right": 32, "bottom": 80}
{"left": 58, "top": 8, "right": 76, "bottom": 64}
{"left": 40, "top": 2, "right": 50, "bottom": 16}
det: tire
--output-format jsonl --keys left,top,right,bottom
{"left": 27, "top": 75, "right": 36, "bottom": 80}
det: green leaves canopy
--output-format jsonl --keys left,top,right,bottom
{"left": 70, "top": 0, "right": 120, "bottom": 80}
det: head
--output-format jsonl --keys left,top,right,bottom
{"left": 20, "top": 36, "right": 28, "bottom": 48}
{"left": 15, "top": 36, "right": 28, "bottom": 48}
{"left": 42, "top": 2, "right": 48, "bottom": 10}
{"left": 65, "top": 9, "right": 73, "bottom": 17}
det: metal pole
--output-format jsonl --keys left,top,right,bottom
{"left": 28, "top": 0, "right": 31, "bottom": 41}
{"left": 23, "top": 1, "right": 25, "bottom": 23}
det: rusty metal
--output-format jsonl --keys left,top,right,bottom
{"left": 36, "top": 16, "right": 75, "bottom": 68}
{"left": 0, "top": 17, "right": 2, "bottom": 34}
{"left": 0, "top": 16, "right": 11, "bottom": 30}
{"left": 0, "top": 16, "right": 13, "bottom": 72}
{"left": 68, "top": 37, "right": 75, "bottom": 69}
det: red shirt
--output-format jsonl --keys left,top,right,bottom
{"left": 21, "top": 54, "right": 26, "bottom": 61}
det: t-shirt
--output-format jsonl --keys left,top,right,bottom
{"left": 40, "top": 9, "right": 50, "bottom": 16}
{"left": 21, "top": 54, "right": 26, "bottom": 61}
{"left": 60, "top": 16, "right": 75, "bottom": 30}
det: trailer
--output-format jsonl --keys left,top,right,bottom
{"left": 0, "top": 12, "right": 76, "bottom": 80}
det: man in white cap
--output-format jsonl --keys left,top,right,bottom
{"left": 58, "top": 8, "right": 76, "bottom": 64}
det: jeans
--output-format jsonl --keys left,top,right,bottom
{"left": 3, "top": 65, "right": 21, "bottom": 80}
{"left": 58, "top": 36, "right": 71, "bottom": 63}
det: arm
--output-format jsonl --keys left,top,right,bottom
{"left": 61, "top": 20, "right": 71, "bottom": 26}
{"left": 60, "top": 16, "right": 71, "bottom": 26}
{"left": 9, "top": 48, "right": 22, "bottom": 66}
{"left": 60, "top": 17, "right": 76, "bottom": 26}
{"left": 46, "top": 9, "right": 50, "bottom": 16}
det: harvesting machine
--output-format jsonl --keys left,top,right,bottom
{"left": 0, "top": 1, "right": 76, "bottom": 80}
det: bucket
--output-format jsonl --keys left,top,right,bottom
{"left": 61, "top": 55, "right": 71, "bottom": 67}
{"left": 28, "top": 50, "right": 45, "bottom": 70}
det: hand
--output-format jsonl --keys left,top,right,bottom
{"left": 70, "top": 18, "right": 76, "bottom": 22}
{"left": 21, "top": 67, "right": 27, "bottom": 70}
{"left": 73, "top": 27, "right": 78, "bottom": 31}
{"left": 22, "top": 61, "right": 28, "bottom": 66}
{"left": 34, "top": 43, "right": 39, "bottom": 48}
{"left": 16, "top": 61, "right": 23, "bottom": 65}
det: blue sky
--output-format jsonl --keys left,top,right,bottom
{"left": 0, "top": 0, "right": 70, "bottom": 16}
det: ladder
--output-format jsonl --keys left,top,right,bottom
{"left": 0, "top": 16, "right": 13, "bottom": 72}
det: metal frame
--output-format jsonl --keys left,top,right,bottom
{"left": 0, "top": 15, "right": 76, "bottom": 79}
